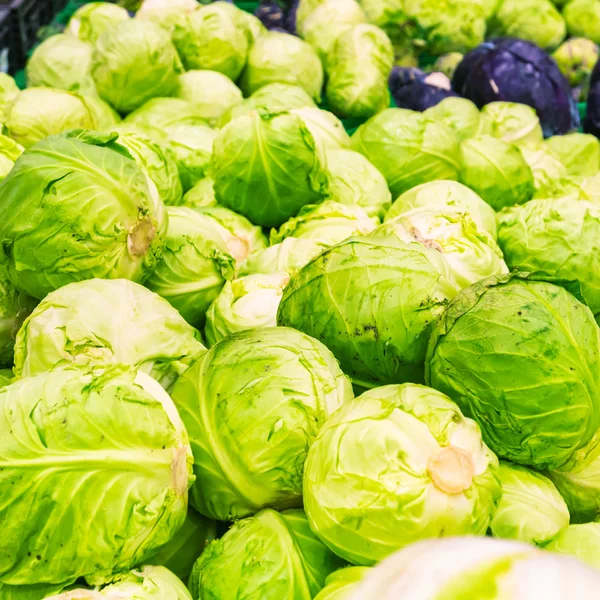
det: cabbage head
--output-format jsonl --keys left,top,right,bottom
{"left": 545, "top": 524, "right": 600, "bottom": 569}
{"left": 13, "top": 278, "right": 205, "bottom": 388}
{"left": 205, "top": 272, "right": 290, "bottom": 347}
{"left": 289, "top": 107, "right": 350, "bottom": 151}
{"left": 304, "top": 384, "right": 501, "bottom": 565}
{"left": 26, "top": 35, "right": 96, "bottom": 95}
{"left": 270, "top": 201, "right": 379, "bottom": 247}
{"left": 240, "top": 32, "right": 323, "bottom": 102}
{"left": 170, "top": 327, "right": 353, "bottom": 520}
{"left": 136, "top": 0, "right": 199, "bottom": 31}
{"left": 498, "top": 198, "right": 600, "bottom": 322}
{"left": 0, "top": 130, "right": 167, "bottom": 299}
{"left": 563, "top": 0, "right": 600, "bottom": 44}
{"left": 0, "top": 74, "right": 19, "bottom": 123}
{"left": 426, "top": 272, "right": 600, "bottom": 470}
{"left": 124, "top": 98, "right": 209, "bottom": 135}
{"left": 91, "top": 20, "right": 182, "bottom": 113}
{"left": 545, "top": 133, "right": 600, "bottom": 178}
{"left": 172, "top": 3, "right": 248, "bottom": 80}
{"left": 111, "top": 125, "right": 183, "bottom": 206}
{"left": 212, "top": 111, "right": 329, "bottom": 227}
{"left": 380, "top": 207, "right": 508, "bottom": 288}
{"left": 314, "top": 568, "right": 370, "bottom": 600}
{"left": 351, "top": 108, "right": 460, "bottom": 198}
{"left": 67, "top": 2, "right": 130, "bottom": 43}
{"left": 278, "top": 235, "right": 460, "bottom": 386}
{"left": 347, "top": 537, "right": 600, "bottom": 599}
{"left": 146, "top": 512, "right": 216, "bottom": 583}
{"left": 189, "top": 509, "right": 344, "bottom": 599}
{"left": 553, "top": 38, "right": 599, "bottom": 88}
{"left": 459, "top": 135, "right": 534, "bottom": 210}
{"left": 490, "top": 461, "right": 569, "bottom": 545}
{"left": 238, "top": 237, "right": 328, "bottom": 277}
{"left": 480, "top": 102, "right": 544, "bottom": 147}
{"left": 325, "top": 149, "right": 391, "bottom": 219}
{"left": 6, "top": 88, "right": 98, "bottom": 149}
{"left": 174, "top": 70, "right": 243, "bottom": 124}
{"left": 145, "top": 206, "right": 236, "bottom": 328}
{"left": 385, "top": 180, "right": 497, "bottom": 238}
{"left": 424, "top": 97, "right": 485, "bottom": 141}
{"left": 325, "top": 25, "right": 393, "bottom": 119}
{"left": 489, "top": 0, "right": 566, "bottom": 50}
{"left": 0, "top": 365, "right": 193, "bottom": 587}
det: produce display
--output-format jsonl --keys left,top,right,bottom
{"left": 0, "top": 0, "right": 599, "bottom": 598}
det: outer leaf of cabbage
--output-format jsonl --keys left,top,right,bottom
{"left": 26, "top": 35, "right": 96, "bottom": 95}
{"left": 304, "top": 384, "right": 501, "bottom": 565}
{"left": 204, "top": 272, "right": 290, "bottom": 347}
{"left": 426, "top": 273, "right": 600, "bottom": 470}
{"left": 170, "top": 327, "right": 353, "bottom": 520}
{"left": 91, "top": 20, "right": 182, "bottom": 113}
{"left": 182, "top": 177, "right": 217, "bottom": 209}
{"left": 240, "top": 32, "right": 323, "bottom": 102}
{"left": 67, "top": 2, "right": 130, "bottom": 43}
{"left": 497, "top": 198, "right": 600, "bottom": 322}
{"left": 490, "top": 461, "right": 569, "bottom": 545}
{"left": 0, "top": 135, "right": 23, "bottom": 180}
{"left": 212, "top": 111, "right": 329, "bottom": 228}
{"left": 145, "top": 207, "right": 235, "bottom": 328}
{"left": 347, "top": 537, "right": 600, "bottom": 599}
{"left": 189, "top": 509, "right": 344, "bottom": 599}
{"left": 325, "top": 149, "right": 391, "bottom": 219}
{"left": 13, "top": 278, "right": 205, "bottom": 388}
{"left": 172, "top": 3, "right": 248, "bottom": 80}
{"left": 124, "top": 98, "right": 209, "bottom": 135}
{"left": 385, "top": 180, "right": 497, "bottom": 238}
{"left": 0, "top": 130, "right": 167, "bottom": 299}
{"left": 278, "top": 235, "right": 461, "bottom": 386}
{"left": 545, "top": 523, "right": 600, "bottom": 570}
{"left": 0, "top": 366, "right": 193, "bottom": 586}
{"left": 351, "top": 108, "right": 461, "bottom": 198}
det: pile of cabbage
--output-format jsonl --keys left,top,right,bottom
{"left": 0, "top": 0, "right": 599, "bottom": 599}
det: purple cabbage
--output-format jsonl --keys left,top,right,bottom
{"left": 286, "top": 0, "right": 298, "bottom": 35}
{"left": 584, "top": 59, "right": 600, "bottom": 138}
{"left": 254, "top": 1, "right": 287, "bottom": 30}
{"left": 389, "top": 67, "right": 459, "bottom": 112}
{"left": 453, "top": 38, "right": 580, "bottom": 137}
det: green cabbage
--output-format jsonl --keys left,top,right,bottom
{"left": 13, "top": 278, "right": 205, "bottom": 388}
{"left": 0, "top": 366, "right": 193, "bottom": 587}
{"left": 0, "top": 130, "right": 167, "bottom": 299}
{"left": 304, "top": 383, "right": 501, "bottom": 565}
{"left": 351, "top": 109, "right": 460, "bottom": 198}
{"left": 170, "top": 327, "right": 353, "bottom": 520}
{"left": 426, "top": 272, "right": 600, "bottom": 470}
{"left": 67, "top": 2, "right": 130, "bottom": 43}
